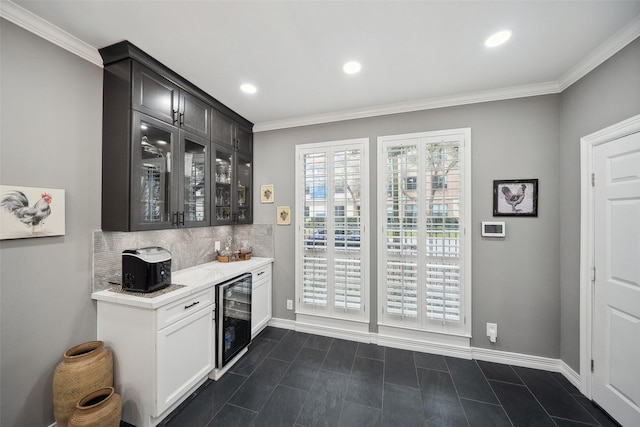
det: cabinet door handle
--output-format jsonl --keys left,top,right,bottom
{"left": 172, "top": 109, "right": 178, "bottom": 125}
{"left": 179, "top": 112, "right": 184, "bottom": 126}
{"left": 180, "top": 211, "right": 185, "bottom": 225}
{"left": 184, "top": 301, "right": 200, "bottom": 310}
{"left": 257, "top": 271, "right": 265, "bottom": 276}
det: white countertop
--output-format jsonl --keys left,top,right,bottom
{"left": 92, "top": 257, "right": 274, "bottom": 309}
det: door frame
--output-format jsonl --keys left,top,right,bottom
{"left": 579, "top": 113, "right": 640, "bottom": 398}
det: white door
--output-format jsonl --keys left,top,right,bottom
{"left": 592, "top": 130, "right": 640, "bottom": 427}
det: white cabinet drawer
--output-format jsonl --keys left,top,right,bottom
{"left": 156, "top": 288, "right": 214, "bottom": 329}
{"left": 252, "top": 263, "right": 272, "bottom": 286}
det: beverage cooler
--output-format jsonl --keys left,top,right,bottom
{"left": 216, "top": 273, "right": 252, "bottom": 368}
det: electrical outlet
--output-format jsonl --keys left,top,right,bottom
{"left": 287, "top": 299, "right": 293, "bottom": 310}
{"left": 214, "top": 241, "right": 220, "bottom": 251}
{"left": 486, "top": 322, "right": 498, "bottom": 343}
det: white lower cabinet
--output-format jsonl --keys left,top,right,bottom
{"left": 251, "top": 263, "right": 272, "bottom": 337}
{"left": 96, "top": 288, "right": 214, "bottom": 427}
{"left": 156, "top": 306, "right": 213, "bottom": 415}
{"left": 93, "top": 258, "right": 274, "bottom": 426}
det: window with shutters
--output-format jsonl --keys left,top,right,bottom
{"left": 295, "top": 139, "right": 369, "bottom": 323}
{"left": 378, "top": 129, "right": 471, "bottom": 336}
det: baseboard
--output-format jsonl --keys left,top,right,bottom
{"left": 267, "top": 317, "right": 296, "bottom": 330}
{"left": 267, "top": 316, "right": 582, "bottom": 392}
{"left": 377, "top": 325, "right": 472, "bottom": 359}
{"left": 472, "top": 346, "right": 562, "bottom": 372}
{"left": 560, "top": 360, "right": 581, "bottom": 390}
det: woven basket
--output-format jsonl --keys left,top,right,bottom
{"left": 69, "top": 387, "right": 121, "bottom": 427}
{"left": 52, "top": 341, "right": 113, "bottom": 427}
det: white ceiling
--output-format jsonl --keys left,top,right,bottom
{"left": 6, "top": 1, "right": 640, "bottom": 130}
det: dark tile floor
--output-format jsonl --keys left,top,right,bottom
{"left": 126, "top": 327, "right": 621, "bottom": 427}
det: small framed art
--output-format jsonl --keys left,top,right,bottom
{"left": 277, "top": 206, "right": 291, "bottom": 225}
{"left": 261, "top": 185, "right": 274, "bottom": 203}
{"left": 493, "top": 179, "right": 538, "bottom": 217}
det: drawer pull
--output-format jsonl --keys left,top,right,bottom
{"left": 257, "top": 271, "right": 265, "bottom": 276}
{"left": 184, "top": 301, "right": 200, "bottom": 310}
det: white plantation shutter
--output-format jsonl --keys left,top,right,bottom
{"left": 302, "top": 256, "right": 327, "bottom": 306}
{"left": 424, "top": 142, "right": 462, "bottom": 324}
{"left": 379, "top": 130, "right": 471, "bottom": 336}
{"left": 296, "top": 139, "right": 369, "bottom": 323}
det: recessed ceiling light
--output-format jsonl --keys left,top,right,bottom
{"left": 343, "top": 61, "right": 362, "bottom": 74}
{"left": 240, "top": 83, "right": 257, "bottom": 94}
{"left": 485, "top": 30, "right": 512, "bottom": 48}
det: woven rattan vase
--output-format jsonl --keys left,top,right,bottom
{"left": 52, "top": 341, "right": 113, "bottom": 427}
{"left": 68, "top": 387, "right": 121, "bottom": 427}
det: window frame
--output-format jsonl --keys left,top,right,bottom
{"left": 377, "top": 128, "right": 471, "bottom": 337}
{"left": 295, "top": 138, "right": 370, "bottom": 324}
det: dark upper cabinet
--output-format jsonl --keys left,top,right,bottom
{"left": 212, "top": 109, "right": 234, "bottom": 148}
{"left": 212, "top": 145, "right": 252, "bottom": 226}
{"left": 132, "top": 62, "right": 210, "bottom": 139}
{"left": 180, "top": 91, "right": 210, "bottom": 139}
{"left": 104, "top": 110, "right": 210, "bottom": 232}
{"left": 213, "top": 110, "right": 253, "bottom": 155}
{"left": 235, "top": 123, "right": 253, "bottom": 155}
{"left": 130, "top": 112, "right": 179, "bottom": 230}
{"left": 132, "top": 62, "right": 179, "bottom": 125}
{"left": 179, "top": 130, "right": 211, "bottom": 228}
{"left": 211, "top": 109, "right": 253, "bottom": 225}
{"left": 234, "top": 150, "right": 252, "bottom": 224}
{"left": 100, "top": 40, "right": 252, "bottom": 231}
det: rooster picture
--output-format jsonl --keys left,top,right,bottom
{"left": 501, "top": 184, "right": 527, "bottom": 212}
{"left": 0, "top": 190, "right": 53, "bottom": 234}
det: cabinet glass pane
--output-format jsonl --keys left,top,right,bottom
{"left": 182, "top": 139, "right": 207, "bottom": 223}
{"left": 214, "top": 149, "right": 233, "bottom": 221}
{"left": 139, "top": 121, "right": 173, "bottom": 224}
{"left": 236, "top": 155, "right": 251, "bottom": 221}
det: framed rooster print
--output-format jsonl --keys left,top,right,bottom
{"left": 493, "top": 179, "right": 538, "bottom": 217}
{"left": 0, "top": 185, "right": 66, "bottom": 240}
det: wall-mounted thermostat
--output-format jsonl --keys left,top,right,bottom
{"left": 482, "top": 221, "right": 505, "bottom": 237}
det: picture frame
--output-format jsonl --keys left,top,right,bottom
{"left": 261, "top": 184, "right": 274, "bottom": 203}
{"left": 0, "top": 185, "right": 66, "bottom": 239}
{"left": 277, "top": 206, "right": 291, "bottom": 225}
{"left": 493, "top": 179, "right": 538, "bottom": 217}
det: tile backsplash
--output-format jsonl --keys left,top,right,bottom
{"left": 92, "top": 224, "right": 274, "bottom": 292}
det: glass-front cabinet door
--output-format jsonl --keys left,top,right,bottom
{"left": 132, "top": 112, "right": 178, "bottom": 230}
{"left": 236, "top": 152, "right": 252, "bottom": 223}
{"left": 213, "top": 146, "right": 234, "bottom": 225}
{"left": 179, "top": 132, "right": 210, "bottom": 227}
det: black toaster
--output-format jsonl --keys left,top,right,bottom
{"left": 122, "top": 247, "right": 172, "bottom": 293}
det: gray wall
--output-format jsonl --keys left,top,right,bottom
{"left": 254, "top": 95, "right": 563, "bottom": 358}
{"left": 0, "top": 20, "right": 103, "bottom": 427}
{"left": 558, "top": 38, "right": 640, "bottom": 371}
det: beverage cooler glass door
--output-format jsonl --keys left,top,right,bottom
{"left": 217, "top": 273, "right": 252, "bottom": 367}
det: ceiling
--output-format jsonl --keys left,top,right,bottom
{"left": 6, "top": 1, "right": 640, "bottom": 130}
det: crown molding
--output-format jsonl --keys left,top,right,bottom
{"left": 559, "top": 14, "right": 640, "bottom": 92}
{"left": 0, "top": 0, "right": 103, "bottom": 67}
{"left": 253, "top": 81, "right": 561, "bottom": 132}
